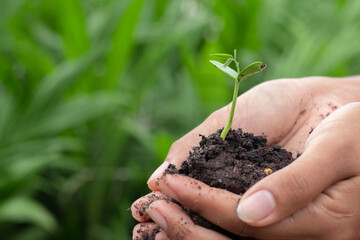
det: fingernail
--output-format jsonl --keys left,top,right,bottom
{"left": 157, "top": 181, "right": 178, "bottom": 200}
{"left": 147, "top": 162, "right": 170, "bottom": 184}
{"left": 236, "top": 190, "right": 276, "bottom": 223}
{"left": 146, "top": 206, "right": 167, "bottom": 230}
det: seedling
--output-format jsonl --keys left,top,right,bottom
{"left": 210, "top": 50, "right": 266, "bottom": 140}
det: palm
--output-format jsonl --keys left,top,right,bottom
{"left": 231, "top": 77, "right": 345, "bottom": 154}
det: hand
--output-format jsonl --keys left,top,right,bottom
{"left": 131, "top": 76, "right": 360, "bottom": 239}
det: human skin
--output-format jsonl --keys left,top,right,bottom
{"left": 131, "top": 76, "right": 360, "bottom": 240}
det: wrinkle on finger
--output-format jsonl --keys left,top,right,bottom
{"left": 319, "top": 176, "right": 360, "bottom": 221}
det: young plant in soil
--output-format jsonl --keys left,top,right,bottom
{"left": 138, "top": 51, "right": 296, "bottom": 240}
{"left": 209, "top": 50, "right": 266, "bottom": 139}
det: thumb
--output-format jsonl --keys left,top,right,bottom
{"left": 236, "top": 102, "right": 360, "bottom": 227}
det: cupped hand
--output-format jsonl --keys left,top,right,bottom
{"left": 147, "top": 76, "right": 360, "bottom": 190}
{"left": 131, "top": 76, "right": 360, "bottom": 239}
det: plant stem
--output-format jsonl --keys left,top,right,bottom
{"left": 221, "top": 80, "right": 240, "bottom": 140}
{"left": 235, "top": 61, "right": 240, "bottom": 74}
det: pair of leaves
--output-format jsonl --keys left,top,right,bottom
{"left": 210, "top": 54, "right": 266, "bottom": 82}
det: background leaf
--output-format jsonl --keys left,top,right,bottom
{"left": 1, "top": 0, "right": 360, "bottom": 239}
{"left": 0, "top": 197, "right": 57, "bottom": 232}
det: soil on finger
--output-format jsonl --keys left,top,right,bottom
{"left": 134, "top": 223, "right": 161, "bottom": 240}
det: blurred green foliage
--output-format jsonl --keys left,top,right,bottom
{"left": 0, "top": 0, "right": 360, "bottom": 239}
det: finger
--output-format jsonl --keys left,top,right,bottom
{"left": 237, "top": 102, "right": 360, "bottom": 227}
{"left": 310, "top": 175, "right": 360, "bottom": 238}
{"left": 132, "top": 222, "right": 165, "bottom": 240}
{"left": 253, "top": 175, "right": 360, "bottom": 239}
{"left": 154, "top": 171, "right": 360, "bottom": 239}
{"left": 154, "top": 231, "right": 170, "bottom": 240}
{"left": 146, "top": 200, "right": 231, "bottom": 240}
{"left": 131, "top": 192, "right": 171, "bottom": 222}
{"left": 155, "top": 174, "right": 257, "bottom": 237}
{"left": 282, "top": 175, "right": 360, "bottom": 239}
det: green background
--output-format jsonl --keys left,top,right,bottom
{"left": 1, "top": 0, "right": 360, "bottom": 239}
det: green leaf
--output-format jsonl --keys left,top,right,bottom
{"left": 6, "top": 154, "right": 59, "bottom": 179}
{"left": 26, "top": 45, "right": 106, "bottom": 118}
{"left": 103, "top": 0, "right": 144, "bottom": 89}
{"left": 0, "top": 87, "right": 15, "bottom": 146}
{"left": 238, "top": 62, "right": 267, "bottom": 82}
{"left": 20, "top": 92, "right": 126, "bottom": 139}
{"left": 0, "top": 196, "right": 57, "bottom": 232}
{"left": 209, "top": 60, "right": 238, "bottom": 79}
{"left": 210, "top": 53, "right": 234, "bottom": 59}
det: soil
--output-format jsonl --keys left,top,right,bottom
{"left": 138, "top": 128, "right": 296, "bottom": 240}
{"left": 167, "top": 129, "right": 295, "bottom": 195}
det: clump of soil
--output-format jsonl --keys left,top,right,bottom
{"left": 139, "top": 128, "right": 296, "bottom": 240}
{"left": 167, "top": 128, "right": 294, "bottom": 195}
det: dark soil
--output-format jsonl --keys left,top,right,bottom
{"left": 167, "top": 129, "right": 294, "bottom": 195}
{"left": 166, "top": 128, "right": 295, "bottom": 240}
{"left": 138, "top": 128, "right": 296, "bottom": 240}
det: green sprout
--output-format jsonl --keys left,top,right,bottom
{"left": 210, "top": 49, "right": 267, "bottom": 140}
